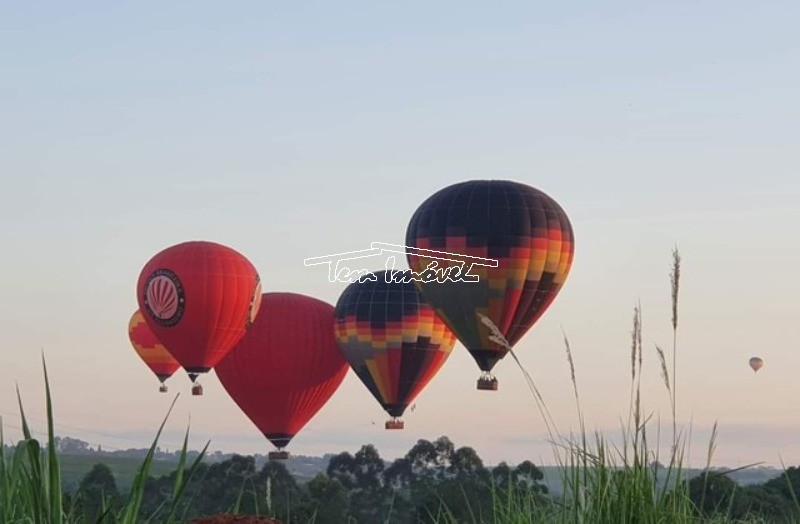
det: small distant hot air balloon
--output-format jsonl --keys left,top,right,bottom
{"left": 128, "top": 310, "right": 181, "bottom": 392}
{"left": 749, "top": 357, "right": 764, "bottom": 373}
{"left": 406, "top": 180, "right": 574, "bottom": 390}
{"left": 137, "top": 241, "right": 262, "bottom": 395}
{"left": 334, "top": 271, "right": 457, "bottom": 429}
{"left": 215, "top": 293, "right": 349, "bottom": 460}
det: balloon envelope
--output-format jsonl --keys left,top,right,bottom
{"left": 749, "top": 357, "right": 764, "bottom": 372}
{"left": 215, "top": 293, "right": 349, "bottom": 450}
{"left": 136, "top": 241, "right": 261, "bottom": 377}
{"left": 334, "top": 271, "right": 456, "bottom": 420}
{"left": 128, "top": 310, "right": 180, "bottom": 383}
{"left": 405, "top": 180, "right": 574, "bottom": 375}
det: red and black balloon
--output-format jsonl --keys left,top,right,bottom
{"left": 334, "top": 271, "right": 456, "bottom": 428}
{"left": 405, "top": 180, "right": 574, "bottom": 389}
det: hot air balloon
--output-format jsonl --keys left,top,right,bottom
{"left": 749, "top": 357, "right": 764, "bottom": 373}
{"left": 137, "top": 241, "right": 261, "bottom": 395}
{"left": 334, "top": 271, "right": 457, "bottom": 429}
{"left": 128, "top": 310, "right": 181, "bottom": 392}
{"left": 405, "top": 180, "right": 574, "bottom": 390}
{"left": 215, "top": 293, "right": 348, "bottom": 459}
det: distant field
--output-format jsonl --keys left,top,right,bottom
{"left": 60, "top": 454, "right": 177, "bottom": 493}
{"left": 539, "top": 466, "right": 782, "bottom": 496}
{"left": 58, "top": 452, "right": 324, "bottom": 493}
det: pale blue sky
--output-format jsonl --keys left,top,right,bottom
{"left": 1, "top": 1, "right": 799, "bottom": 465}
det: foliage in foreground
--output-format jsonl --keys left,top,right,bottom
{"left": 4, "top": 249, "right": 800, "bottom": 523}
{"left": 1, "top": 355, "right": 207, "bottom": 523}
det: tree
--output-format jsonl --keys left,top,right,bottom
{"left": 186, "top": 454, "right": 259, "bottom": 516}
{"left": 55, "top": 436, "right": 91, "bottom": 454}
{"left": 764, "top": 466, "right": 800, "bottom": 503}
{"left": 688, "top": 471, "right": 738, "bottom": 517}
{"left": 514, "top": 460, "right": 547, "bottom": 494}
{"left": 353, "top": 444, "right": 384, "bottom": 490}
{"left": 403, "top": 442, "right": 494, "bottom": 523}
{"left": 406, "top": 439, "right": 438, "bottom": 479}
{"left": 448, "top": 446, "right": 487, "bottom": 482}
{"left": 76, "top": 463, "right": 120, "bottom": 521}
{"left": 735, "top": 485, "right": 795, "bottom": 522}
{"left": 384, "top": 456, "right": 412, "bottom": 490}
{"left": 327, "top": 451, "right": 357, "bottom": 490}
{"left": 492, "top": 461, "right": 513, "bottom": 488}
{"left": 307, "top": 473, "right": 348, "bottom": 524}
{"left": 257, "top": 459, "right": 312, "bottom": 521}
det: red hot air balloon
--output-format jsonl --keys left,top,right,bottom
{"left": 334, "top": 271, "right": 457, "bottom": 429}
{"left": 128, "top": 310, "right": 181, "bottom": 392}
{"left": 215, "top": 293, "right": 349, "bottom": 460}
{"left": 137, "top": 241, "right": 262, "bottom": 395}
{"left": 406, "top": 180, "right": 574, "bottom": 390}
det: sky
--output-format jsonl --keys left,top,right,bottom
{"left": 1, "top": 1, "right": 799, "bottom": 467}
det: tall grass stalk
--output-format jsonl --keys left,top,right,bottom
{"left": 479, "top": 313, "right": 561, "bottom": 444}
{"left": 0, "top": 356, "right": 206, "bottom": 523}
{"left": 460, "top": 248, "right": 746, "bottom": 523}
{"left": 8, "top": 354, "right": 63, "bottom": 524}
{"left": 549, "top": 248, "right": 699, "bottom": 523}
{"left": 43, "top": 354, "right": 64, "bottom": 523}
{"left": 670, "top": 246, "right": 681, "bottom": 447}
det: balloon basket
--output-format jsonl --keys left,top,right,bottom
{"left": 159, "top": 384, "right": 168, "bottom": 393}
{"left": 191, "top": 384, "right": 204, "bottom": 396}
{"left": 477, "top": 376, "right": 498, "bottom": 391}
{"left": 269, "top": 450, "right": 290, "bottom": 460}
{"left": 385, "top": 419, "right": 404, "bottom": 430}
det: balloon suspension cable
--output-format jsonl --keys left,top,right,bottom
{"left": 476, "top": 313, "right": 559, "bottom": 442}
{"left": 188, "top": 372, "right": 199, "bottom": 383}
{"left": 385, "top": 417, "right": 404, "bottom": 430}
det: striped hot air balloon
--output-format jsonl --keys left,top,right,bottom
{"left": 128, "top": 310, "right": 181, "bottom": 392}
{"left": 334, "top": 271, "right": 457, "bottom": 429}
{"left": 406, "top": 180, "right": 574, "bottom": 390}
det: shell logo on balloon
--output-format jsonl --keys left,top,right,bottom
{"left": 143, "top": 269, "right": 185, "bottom": 327}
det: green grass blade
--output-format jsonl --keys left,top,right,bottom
{"left": 231, "top": 477, "right": 246, "bottom": 514}
{"left": 42, "top": 354, "right": 64, "bottom": 524}
{"left": 118, "top": 394, "right": 179, "bottom": 523}
{"left": 164, "top": 438, "right": 209, "bottom": 524}
{"left": 15, "top": 385, "right": 33, "bottom": 442}
{"left": 163, "top": 424, "right": 191, "bottom": 522}
{"left": 16, "top": 386, "right": 49, "bottom": 523}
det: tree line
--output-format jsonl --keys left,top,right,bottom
{"left": 66, "top": 436, "right": 800, "bottom": 523}
{"left": 68, "top": 435, "right": 546, "bottom": 523}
